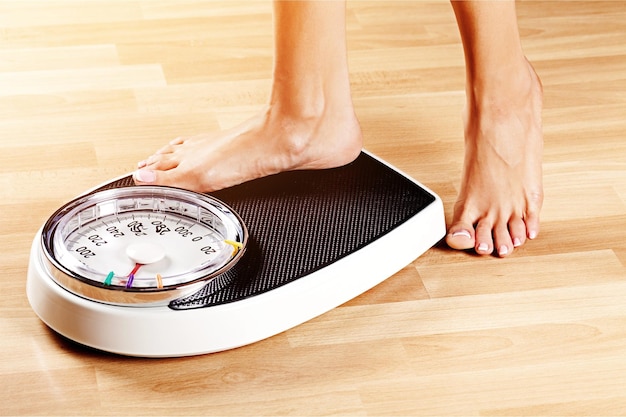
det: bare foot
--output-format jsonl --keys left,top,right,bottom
{"left": 445, "top": 59, "right": 544, "bottom": 257}
{"left": 133, "top": 104, "right": 363, "bottom": 193}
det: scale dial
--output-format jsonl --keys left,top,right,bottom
{"left": 40, "top": 186, "right": 247, "bottom": 306}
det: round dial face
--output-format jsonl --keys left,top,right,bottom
{"left": 41, "top": 186, "right": 247, "bottom": 306}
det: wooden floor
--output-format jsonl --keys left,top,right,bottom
{"left": 1, "top": 1, "right": 626, "bottom": 415}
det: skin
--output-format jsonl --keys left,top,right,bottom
{"left": 134, "top": 0, "right": 544, "bottom": 258}
{"left": 446, "top": 1, "right": 543, "bottom": 256}
{"left": 134, "top": 1, "right": 362, "bottom": 192}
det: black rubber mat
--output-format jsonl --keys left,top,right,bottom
{"left": 95, "top": 152, "right": 436, "bottom": 309}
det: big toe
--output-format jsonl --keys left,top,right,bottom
{"left": 134, "top": 167, "right": 198, "bottom": 191}
{"left": 133, "top": 168, "right": 157, "bottom": 185}
{"left": 446, "top": 223, "right": 476, "bottom": 250}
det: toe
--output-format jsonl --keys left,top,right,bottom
{"left": 133, "top": 167, "right": 188, "bottom": 190}
{"left": 474, "top": 220, "right": 494, "bottom": 255}
{"left": 525, "top": 190, "right": 543, "bottom": 240}
{"left": 508, "top": 216, "right": 527, "bottom": 248}
{"left": 526, "top": 211, "right": 541, "bottom": 240}
{"left": 446, "top": 222, "right": 476, "bottom": 251}
{"left": 133, "top": 168, "right": 157, "bottom": 185}
{"left": 493, "top": 223, "right": 514, "bottom": 257}
{"left": 152, "top": 137, "right": 186, "bottom": 156}
{"left": 143, "top": 153, "right": 179, "bottom": 171}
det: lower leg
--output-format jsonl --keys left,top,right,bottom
{"left": 446, "top": 0, "right": 544, "bottom": 256}
{"left": 134, "top": 0, "right": 362, "bottom": 193}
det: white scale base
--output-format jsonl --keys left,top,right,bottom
{"left": 26, "top": 153, "right": 445, "bottom": 357}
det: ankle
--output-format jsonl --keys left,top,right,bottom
{"left": 260, "top": 93, "right": 362, "bottom": 169}
{"left": 466, "top": 58, "right": 542, "bottom": 116}
{"left": 271, "top": 62, "right": 354, "bottom": 114}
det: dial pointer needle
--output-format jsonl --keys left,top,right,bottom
{"left": 126, "top": 263, "right": 142, "bottom": 289}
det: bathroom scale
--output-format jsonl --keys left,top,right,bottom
{"left": 26, "top": 151, "right": 445, "bottom": 357}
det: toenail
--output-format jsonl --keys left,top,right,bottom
{"left": 134, "top": 169, "right": 156, "bottom": 183}
{"left": 529, "top": 230, "right": 538, "bottom": 240}
{"left": 499, "top": 245, "right": 509, "bottom": 256}
{"left": 477, "top": 243, "right": 489, "bottom": 252}
{"left": 137, "top": 160, "right": 147, "bottom": 168}
{"left": 451, "top": 230, "right": 471, "bottom": 239}
{"left": 513, "top": 237, "right": 522, "bottom": 247}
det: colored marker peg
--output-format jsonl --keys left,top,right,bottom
{"left": 224, "top": 240, "right": 243, "bottom": 256}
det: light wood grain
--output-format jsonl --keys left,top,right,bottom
{"left": 1, "top": 1, "right": 625, "bottom": 415}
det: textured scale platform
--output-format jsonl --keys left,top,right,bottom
{"left": 95, "top": 152, "right": 437, "bottom": 310}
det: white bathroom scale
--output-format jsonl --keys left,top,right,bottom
{"left": 27, "top": 151, "right": 445, "bottom": 357}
